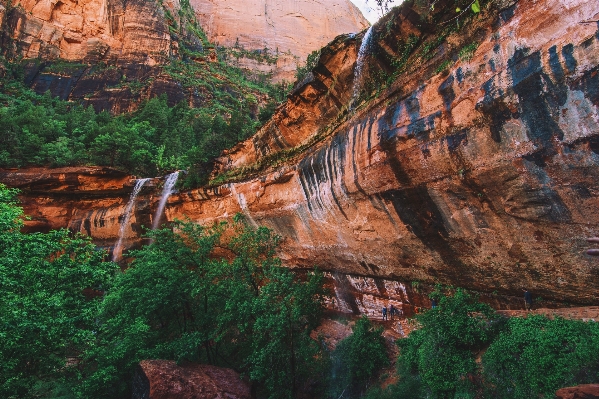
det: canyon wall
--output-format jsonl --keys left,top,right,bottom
{"left": 2, "top": 0, "right": 599, "bottom": 309}
{"left": 0, "top": 0, "right": 368, "bottom": 83}
{"left": 192, "top": 0, "right": 599, "bottom": 305}
{"left": 191, "top": 0, "right": 369, "bottom": 81}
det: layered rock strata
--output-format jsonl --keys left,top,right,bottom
{"left": 3, "top": 0, "right": 599, "bottom": 306}
{"left": 191, "top": 0, "right": 369, "bottom": 81}
{"left": 0, "top": 0, "right": 368, "bottom": 90}
{"left": 176, "top": 0, "right": 599, "bottom": 305}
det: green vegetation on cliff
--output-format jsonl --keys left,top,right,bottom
{"left": 0, "top": 186, "right": 328, "bottom": 399}
{"left": 0, "top": 57, "right": 288, "bottom": 187}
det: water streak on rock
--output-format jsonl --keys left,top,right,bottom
{"left": 114, "top": 178, "right": 150, "bottom": 261}
{"left": 152, "top": 172, "right": 179, "bottom": 230}
{"left": 350, "top": 25, "right": 374, "bottom": 110}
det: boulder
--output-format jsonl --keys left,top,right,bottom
{"left": 556, "top": 384, "right": 599, "bottom": 399}
{"left": 132, "top": 360, "right": 251, "bottom": 399}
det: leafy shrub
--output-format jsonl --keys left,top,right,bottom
{"left": 483, "top": 315, "right": 599, "bottom": 399}
{"left": 0, "top": 185, "right": 117, "bottom": 398}
{"left": 80, "top": 217, "right": 327, "bottom": 399}
{"left": 295, "top": 50, "right": 321, "bottom": 82}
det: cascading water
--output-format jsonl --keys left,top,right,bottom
{"left": 113, "top": 178, "right": 150, "bottom": 262}
{"left": 151, "top": 171, "right": 179, "bottom": 230}
{"left": 349, "top": 26, "right": 374, "bottom": 111}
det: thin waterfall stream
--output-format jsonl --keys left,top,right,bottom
{"left": 113, "top": 178, "right": 150, "bottom": 262}
{"left": 152, "top": 171, "right": 180, "bottom": 231}
{"left": 349, "top": 25, "right": 374, "bottom": 111}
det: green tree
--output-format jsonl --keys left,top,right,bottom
{"left": 394, "top": 289, "right": 503, "bottom": 398}
{"left": 330, "top": 316, "right": 389, "bottom": 398}
{"left": 81, "top": 217, "right": 327, "bottom": 399}
{"left": 483, "top": 315, "right": 599, "bottom": 399}
{"left": 0, "top": 185, "right": 117, "bottom": 398}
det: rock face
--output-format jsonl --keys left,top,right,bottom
{"left": 0, "top": 0, "right": 367, "bottom": 83}
{"left": 556, "top": 384, "right": 599, "bottom": 399}
{"left": 190, "top": 0, "right": 599, "bottom": 305}
{"left": 1, "top": 0, "right": 172, "bottom": 62}
{"left": 3, "top": 0, "right": 599, "bottom": 308}
{"left": 132, "top": 360, "right": 251, "bottom": 399}
{"left": 191, "top": 0, "right": 369, "bottom": 81}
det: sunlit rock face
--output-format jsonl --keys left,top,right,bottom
{"left": 3, "top": 0, "right": 599, "bottom": 307}
{"left": 190, "top": 0, "right": 369, "bottom": 81}
{"left": 2, "top": 0, "right": 173, "bottom": 62}
{"left": 0, "top": 0, "right": 368, "bottom": 82}
{"left": 0, "top": 0, "right": 366, "bottom": 111}
{"left": 178, "top": 0, "right": 599, "bottom": 305}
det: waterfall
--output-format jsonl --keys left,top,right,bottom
{"left": 113, "top": 178, "right": 150, "bottom": 262}
{"left": 151, "top": 171, "right": 180, "bottom": 230}
{"left": 349, "top": 26, "right": 374, "bottom": 110}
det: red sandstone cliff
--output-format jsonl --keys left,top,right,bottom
{"left": 0, "top": 0, "right": 368, "bottom": 82}
{"left": 191, "top": 0, "right": 369, "bottom": 81}
{"left": 2, "top": 0, "right": 599, "bottom": 311}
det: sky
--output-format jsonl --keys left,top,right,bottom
{"left": 349, "top": 0, "right": 405, "bottom": 24}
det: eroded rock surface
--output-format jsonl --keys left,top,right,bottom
{"left": 2, "top": 0, "right": 599, "bottom": 306}
{"left": 190, "top": 0, "right": 599, "bottom": 305}
{"left": 191, "top": 0, "right": 368, "bottom": 81}
{"left": 0, "top": 0, "right": 367, "bottom": 85}
{"left": 132, "top": 360, "right": 251, "bottom": 399}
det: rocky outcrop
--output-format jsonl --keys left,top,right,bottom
{"left": 191, "top": 0, "right": 368, "bottom": 81}
{"left": 132, "top": 360, "right": 251, "bottom": 399}
{"left": 3, "top": 0, "right": 599, "bottom": 308}
{"left": 556, "top": 384, "right": 599, "bottom": 399}
{"left": 0, "top": 167, "right": 155, "bottom": 247}
{"left": 0, "top": 0, "right": 367, "bottom": 110}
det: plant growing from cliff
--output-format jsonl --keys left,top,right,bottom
{"left": 458, "top": 42, "right": 479, "bottom": 61}
{"left": 0, "top": 185, "right": 117, "bottom": 399}
{"left": 295, "top": 49, "right": 321, "bottom": 82}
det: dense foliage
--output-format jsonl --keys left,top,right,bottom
{"left": 370, "top": 290, "right": 599, "bottom": 399}
{"left": 0, "top": 185, "right": 117, "bottom": 398}
{"left": 0, "top": 186, "right": 330, "bottom": 398}
{"left": 483, "top": 315, "right": 599, "bottom": 399}
{"left": 0, "top": 51, "right": 287, "bottom": 188}
{"left": 329, "top": 316, "right": 389, "bottom": 398}
{"left": 80, "top": 217, "right": 327, "bottom": 399}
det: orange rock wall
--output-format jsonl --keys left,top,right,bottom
{"left": 3, "top": 0, "right": 599, "bottom": 307}
{"left": 191, "top": 0, "right": 369, "bottom": 81}
{"left": 177, "top": 0, "right": 599, "bottom": 304}
{"left": 0, "top": 0, "right": 367, "bottom": 81}
{"left": 1, "top": 0, "right": 173, "bottom": 62}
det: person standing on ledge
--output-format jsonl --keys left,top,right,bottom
{"left": 382, "top": 306, "right": 387, "bottom": 321}
{"left": 523, "top": 288, "right": 533, "bottom": 311}
{"left": 587, "top": 237, "right": 599, "bottom": 256}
